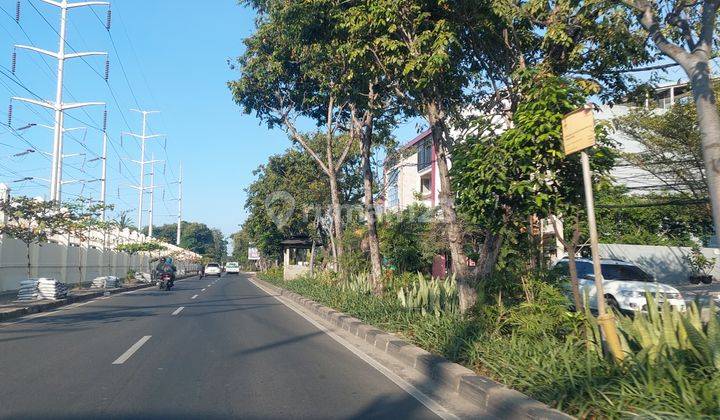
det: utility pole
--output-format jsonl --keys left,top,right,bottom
{"left": 176, "top": 163, "right": 182, "bottom": 245}
{"left": 148, "top": 154, "right": 157, "bottom": 238}
{"left": 100, "top": 110, "right": 108, "bottom": 222}
{"left": 124, "top": 110, "right": 162, "bottom": 231}
{"left": 10, "top": 0, "right": 109, "bottom": 202}
{"left": 146, "top": 155, "right": 164, "bottom": 239}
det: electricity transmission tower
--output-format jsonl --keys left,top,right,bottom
{"left": 10, "top": 0, "right": 110, "bottom": 202}
{"left": 176, "top": 163, "right": 182, "bottom": 245}
{"left": 146, "top": 154, "right": 164, "bottom": 238}
{"left": 124, "top": 110, "right": 162, "bottom": 231}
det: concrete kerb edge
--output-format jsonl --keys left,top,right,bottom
{"left": 250, "top": 274, "right": 573, "bottom": 420}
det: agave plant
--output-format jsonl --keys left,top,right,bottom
{"left": 584, "top": 293, "right": 720, "bottom": 370}
{"left": 616, "top": 295, "right": 720, "bottom": 370}
{"left": 397, "top": 273, "right": 458, "bottom": 317}
{"left": 339, "top": 272, "right": 373, "bottom": 294}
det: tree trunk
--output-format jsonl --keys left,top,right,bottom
{"left": 476, "top": 231, "right": 503, "bottom": 279}
{"left": 327, "top": 220, "right": 338, "bottom": 269}
{"left": 328, "top": 172, "right": 344, "bottom": 270}
{"left": 360, "top": 120, "right": 383, "bottom": 294}
{"left": 551, "top": 215, "right": 583, "bottom": 311}
{"left": 689, "top": 61, "right": 720, "bottom": 249}
{"left": 26, "top": 243, "right": 31, "bottom": 279}
{"left": 426, "top": 103, "right": 475, "bottom": 311}
{"left": 309, "top": 239, "right": 316, "bottom": 276}
{"left": 567, "top": 250, "right": 583, "bottom": 311}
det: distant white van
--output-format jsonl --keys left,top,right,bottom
{"left": 225, "top": 261, "right": 240, "bottom": 274}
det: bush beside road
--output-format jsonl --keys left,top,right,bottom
{"left": 259, "top": 268, "right": 720, "bottom": 418}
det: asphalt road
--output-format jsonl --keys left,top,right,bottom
{"left": 0, "top": 274, "right": 438, "bottom": 419}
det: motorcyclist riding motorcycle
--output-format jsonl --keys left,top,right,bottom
{"left": 154, "top": 257, "right": 177, "bottom": 289}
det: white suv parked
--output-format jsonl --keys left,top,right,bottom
{"left": 554, "top": 258, "right": 686, "bottom": 313}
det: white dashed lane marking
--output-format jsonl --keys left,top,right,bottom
{"left": 112, "top": 336, "right": 152, "bottom": 365}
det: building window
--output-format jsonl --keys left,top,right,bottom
{"left": 417, "top": 139, "right": 432, "bottom": 171}
{"left": 387, "top": 169, "right": 399, "bottom": 208}
{"left": 420, "top": 175, "right": 431, "bottom": 195}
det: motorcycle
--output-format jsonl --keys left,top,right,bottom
{"left": 157, "top": 272, "right": 173, "bottom": 291}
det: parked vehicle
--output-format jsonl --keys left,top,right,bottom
{"left": 204, "top": 263, "right": 222, "bottom": 277}
{"left": 553, "top": 258, "right": 686, "bottom": 313}
{"left": 225, "top": 261, "right": 240, "bottom": 274}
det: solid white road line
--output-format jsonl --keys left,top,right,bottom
{"left": 112, "top": 336, "right": 152, "bottom": 365}
{"left": 248, "top": 278, "right": 457, "bottom": 420}
{"left": 171, "top": 306, "right": 184, "bottom": 316}
{"left": 191, "top": 294, "right": 198, "bottom": 300}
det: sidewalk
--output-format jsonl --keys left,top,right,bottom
{"left": 0, "top": 281, "right": 155, "bottom": 322}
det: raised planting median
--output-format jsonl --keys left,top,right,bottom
{"left": 258, "top": 267, "right": 720, "bottom": 419}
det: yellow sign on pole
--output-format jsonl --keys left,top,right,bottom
{"left": 561, "top": 107, "right": 596, "bottom": 155}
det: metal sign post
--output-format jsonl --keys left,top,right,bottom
{"left": 562, "top": 107, "right": 624, "bottom": 362}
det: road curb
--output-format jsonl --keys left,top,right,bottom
{"left": 251, "top": 275, "right": 573, "bottom": 420}
{"left": 0, "top": 274, "right": 197, "bottom": 323}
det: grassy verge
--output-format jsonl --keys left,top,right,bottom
{"left": 258, "top": 268, "right": 720, "bottom": 418}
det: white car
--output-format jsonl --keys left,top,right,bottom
{"left": 225, "top": 262, "right": 240, "bottom": 274}
{"left": 204, "top": 263, "right": 222, "bottom": 277}
{"left": 554, "top": 258, "right": 686, "bottom": 313}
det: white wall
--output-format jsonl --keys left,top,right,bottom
{"left": 0, "top": 184, "right": 202, "bottom": 292}
{"left": 0, "top": 234, "right": 151, "bottom": 292}
{"left": 599, "top": 243, "right": 720, "bottom": 286}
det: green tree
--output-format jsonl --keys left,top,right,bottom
{"left": 179, "top": 222, "right": 216, "bottom": 256}
{"left": 615, "top": 87, "right": 712, "bottom": 206}
{"left": 0, "top": 196, "right": 74, "bottom": 278}
{"left": 147, "top": 223, "right": 178, "bottom": 245}
{"left": 230, "top": 228, "right": 250, "bottom": 266}
{"left": 243, "top": 144, "right": 335, "bottom": 265}
{"left": 116, "top": 242, "right": 166, "bottom": 255}
{"left": 342, "top": 0, "right": 641, "bottom": 301}
{"left": 64, "top": 199, "right": 112, "bottom": 286}
{"left": 210, "top": 229, "right": 228, "bottom": 263}
{"left": 230, "top": 0, "right": 358, "bottom": 268}
{"left": 344, "top": 0, "right": 474, "bottom": 294}
{"left": 451, "top": 72, "right": 616, "bottom": 309}
{"left": 597, "top": 185, "right": 713, "bottom": 246}
{"left": 617, "top": 0, "right": 720, "bottom": 249}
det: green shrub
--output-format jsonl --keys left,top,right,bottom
{"left": 382, "top": 271, "right": 416, "bottom": 294}
{"left": 378, "top": 204, "right": 439, "bottom": 273}
{"left": 339, "top": 272, "right": 373, "bottom": 294}
{"left": 259, "top": 266, "right": 283, "bottom": 283}
{"left": 397, "top": 273, "right": 458, "bottom": 317}
{"left": 263, "top": 269, "right": 720, "bottom": 418}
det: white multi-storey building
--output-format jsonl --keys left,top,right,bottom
{"left": 383, "top": 80, "right": 693, "bottom": 213}
{"left": 383, "top": 129, "right": 444, "bottom": 213}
